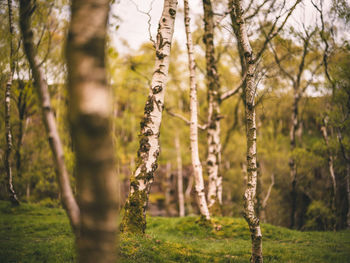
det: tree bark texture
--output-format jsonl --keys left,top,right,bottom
{"left": 175, "top": 135, "right": 185, "bottom": 217}
{"left": 121, "top": 0, "right": 178, "bottom": 234}
{"left": 337, "top": 130, "right": 350, "bottom": 229}
{"left": 228, "top": 0, "right": 246, "bottom": 77}
{"left": 289, "top": 88, "right": 299, "bottom": 229}
{"left": 202, "top": 0, "right": 223, "bottom": 214}
{"left": 15, "top": 81, "right": 29, "bottom": 185}
{"left": 4, "top": 0, "right": 20, "bottom": 206}
{"left": 184, "top": 0, "right": 210, "bottom": 220}
{"left": 19, "top": 0, "right": 80, "bottom": 232}
{"left": 185, "top": 175, "right": 194, "bottom": 215}
{"left": 232, "top": 1, "right": 263, "bottom": 262}
{"left": 165, "top": 161, "right": 172, "bottom": 216}
{"left": 321, "top": 121, "right": 336, "bottom": 213}
{"left": 66, "top": 0, "right": 119, "bottom": 262}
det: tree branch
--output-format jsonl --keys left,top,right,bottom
{"left": 165, "top": 107, "right": 207, "bottom": 130}
{"left": 255, "top": 0, "right": 301, "bottom": 62}
{"left": 220, "top": 73, "right": 246, "bottom": 101}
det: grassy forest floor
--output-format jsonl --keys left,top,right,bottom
{"left": 0, "top": 201, "right": 349, "bottom": 263}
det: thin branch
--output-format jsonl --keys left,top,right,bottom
{"left": 301, "top": 61, "right": 322, "bottom": 94}
{"left": 296, "top": 29, "right": 316, "bottom": 88}
{"left": 269, "top": 42, "right": 295, "bottom": 83}
{"left": 222, "top": 97, "right": 241, "bottom": 153}
{"left": 255, "top": 0, "right": 301, "bottom": 62}
{"left": 165, "top": 107, "right": 207, "bottom": 130}
{"left": 246, "top": 0, "right": 270, "bottom": 20}
{"left": 129, "top": 0, "right": 156, "bottom": 48}
{"left": 220, "top": 73, "right": 246, "bottom": 101}
{"left": 311, "top": 0, "right": 336, "bottom": 89}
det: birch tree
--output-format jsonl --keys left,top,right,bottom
{"left": 270, "top": 28, "right": 320, "bottom": 228}
{"left": 19, "top": 0, "right": 80, "bottom": 232}
{"left": 20, "top": 0, "right": 118, "bottom": 261}
{"left": 175, "top": 134, "right": 185, "bottom": 217}
{"left": 66, "top": 0, "right": 119, "bottom": 261}
{"left": 121, "top": 0, "right": 178, "bottom": 234}
{"left": 4, "top": 0, "right": 19, "bottom": 206}
{"left": 184, "top": 0, "right": 210, "bottom": 220}
{"left": 202, "top": 0, "right": 223, "bottom": 214}
{"left": 231, "top": 1, "right": 263, "bottom": 261}
{"left": 320, "top": 118, "right": 336, "bottom": 214}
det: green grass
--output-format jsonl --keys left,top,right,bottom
{"left": 0, "top": 201, "right": 349, "bottom": 263}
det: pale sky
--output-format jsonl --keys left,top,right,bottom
{"left": 110, "top": 0, "right": 337, "bottom": 54}
{"left": 111, "top": 0, "right": 212, "bottom": 53}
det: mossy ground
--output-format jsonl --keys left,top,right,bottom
{"left": 0, "top": 201, "right": 349, "bottom": 263}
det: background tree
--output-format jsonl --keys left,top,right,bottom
{"left": 4, "top": 0, "right": 20, "bottom": 206}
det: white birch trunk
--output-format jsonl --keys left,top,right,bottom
{"left": 165, "top": 161, "right": 172, "bottom": 216}
{"left": 19, "top": 0, "right": 80, "bottom": 232}
{"left": 183, "top": 0, "right": 210, "bottom": 220}
{"left": 232, "top": 1, "right": 263, "bottom": 261}
{"left": 175, "top": 135, "right": 185, "bottom": 217}
{"left": 5, "top": 0, "right": 19, "bottom": 206}
{"left": 185, "top": 175, "right": 194, "bottom": 215}
{"left": 289, "top": 88, "right": 299, "bottom": 229}
{"left": 121, "top": 0, "right": 178, "bottom": 233}
{"left": 321, "top": 121, "right": 336, "bottom": 213}
{"left": 202, "top": 0, "right": 223, "bottom": 213}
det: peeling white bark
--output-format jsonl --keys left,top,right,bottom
{"left": 232, "top": 0, "right": 263, "bottom": 261}
{"left": 175, "top": 135, "right": 185, "bottom": 217}
{"left": 184, "top": 0, "right": 210, "bottom": 220}
{"left": 5, "top": 0, "right": 19, "bottom": 206}
{"left": 202, "top": 0, "right": 222, "bottom": 212}
{"left": 122, "top": 0, "right": 178, "bottom": 233}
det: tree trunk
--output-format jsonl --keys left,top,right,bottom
{"left": 232, "top": 1, "right": 263, "bottom": 262}
{"left": 15, "top": 82, "right": 28, "bottom": 183}
{"left": 321, "top": 121, "right": 336, "bottom": 214}
{"left": 19, "top": 0, "right": 79, "bottom": 232}
{"left": 184, "top": 0, "right": 210, "bottom": 220}
{"left": 185, "top": 175, "right": 194, "bottom": 215}
{"left": 165, "top": 161, "right": 172, "bottom": 216}
{"left": 202, "top": 0, "right": 222, "bottom": 214}
{"left": 175, "top": 135, "right": 185, "bottom": 217}
{"left": 66, "top": 0, "right": 119, "bottom": 262}
{"left": 337, "top": 129, "right": 350, "bottom": 229}
{"left": 5, "top": 74, "right": 19, "bottom": 206}
{"left": 346, "top": 163, "right": 350, "bottom": 229}
{"left": 228, "top": 0, "right": 246, "bottom": 77}
{"left": 5, "top": 0, "right": 19, "bottom": 206}
{"left": 121, "top": 0, "right": 178, "bottom": 234}
{"left": 289, "top": 87, "right": 299, "bottom": 229}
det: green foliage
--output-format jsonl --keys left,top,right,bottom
{"left": 1, "top": 202, "right": 350, "bottom": 263}
{"left": 304, "top": 201, "right": 335, "bottom": 231}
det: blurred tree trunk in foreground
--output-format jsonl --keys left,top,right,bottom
{"left": 66, "top": 0, "right": 119, "bottom": 262}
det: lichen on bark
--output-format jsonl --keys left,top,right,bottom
{"left": 202, "top": 0, "right": 223, "bottom": 214}
{"left": 121, "top": 0, "right": 178, "bottom": 234}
